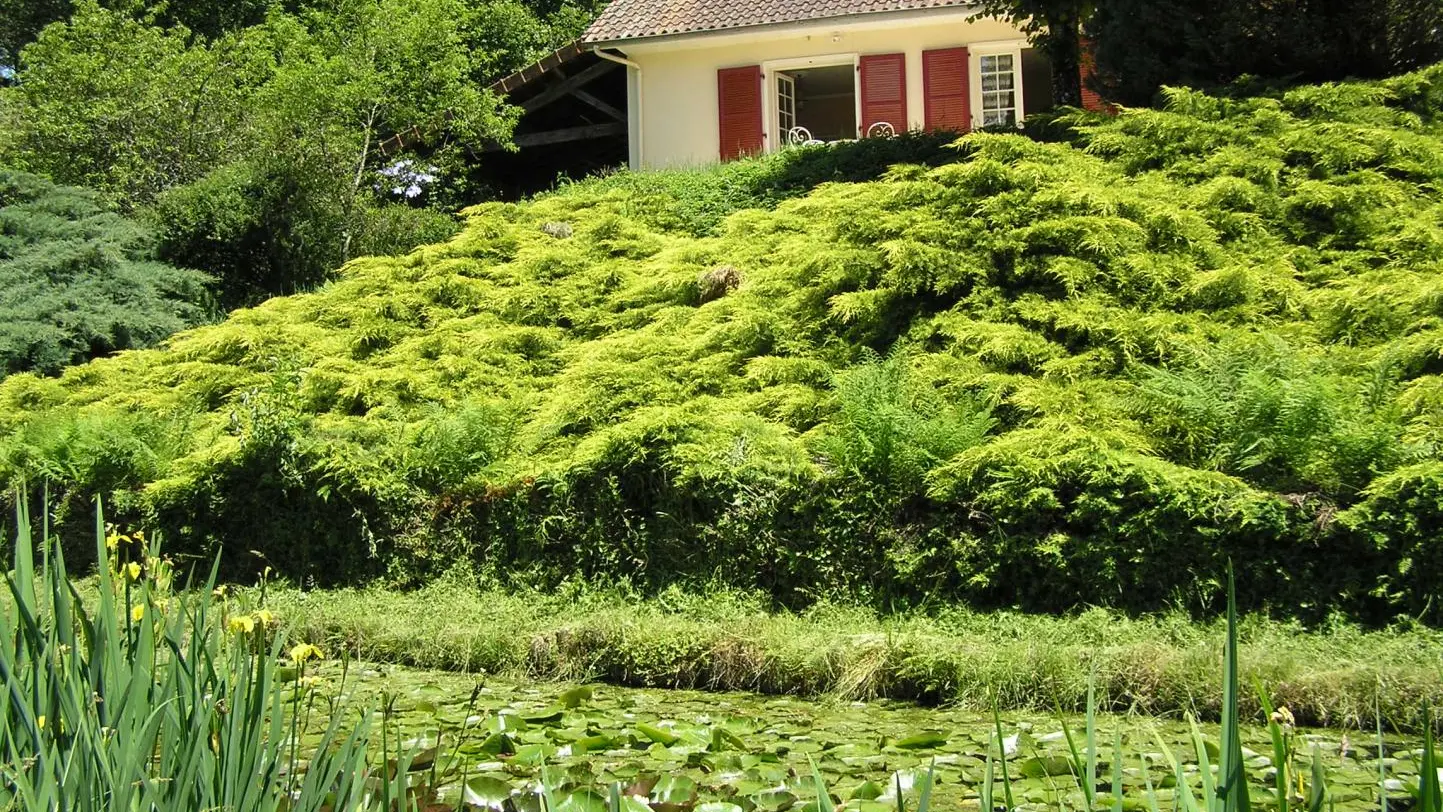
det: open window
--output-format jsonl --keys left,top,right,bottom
{"left": 773, "top": 64, "right": 858, "bottom": 145}
{"left": 764, "top": 56, "right": 860, "bottom": 149}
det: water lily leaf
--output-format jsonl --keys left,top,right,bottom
{"left": 848, "top": 780, "right": 885, "bottom": 801}
{"left": 408, "top": 746, "right": 439, "bottom": 772}
{"left": 895, "top": 732, "right": 948, "bottom": 750}
{"left": 478, "top": 732, "right": 514, "bottom": 755}
{"left": 538, "top": 765, "right": 571, "bottom": 792}
{"left": 491, "top": 714, "right": 529, "bottom": 734}
{"left": 637, "top": 723, "right": 681, "bottom": 746}
{"left": 711, "top": 728, "right": 743, "bottom": 753}
{"left": 554, "top": 789, "right": 609, "bottom": 812}
{"left": 1017, "top": 756, "right": 1078, "bottom": 778}
{"left": 574, "top": 734, "right": 612, "bottom": 754}
{"left": 463, "top": 776, "right": 512, "bottom": 810}
{"left": 560, "top": 686, "right": 595, "bottom": 709}
{"left": 651, "top": 774, "right": 700, "bottom": 807}
{"left": 696, "top": 803, "right": 745, "bottom": 812}
{"left": 510, "top": 792, "right": 544, "bottom": 812}
{"left": 509, "top": 744, "right": 550, "bottom": 767}
{"left": 616, "top": 796, "right": 652, "bottom": 812}
{"left": 522, "top": 706, "right": 565, "bottom": 724}
{"left": 751, "top": 787, "right": 798, "bottom": 812}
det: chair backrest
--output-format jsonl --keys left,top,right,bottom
{"left": 866, "top": 121, "right": 897, "bottom": 138}
{"left": 786, "top": 125, "right": 814, "bottom": 146}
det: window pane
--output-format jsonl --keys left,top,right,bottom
{"left": 982, "top": 74, "right": 998, "bottom": 91}
{"left": 996, "top": 72, "right": 1014, "bottom": 90}
{"left": 996, "top": 54, "right": 1013, "bottom": 70}
{"left": 981, "top": 55, "right": 997, "bottom": 71}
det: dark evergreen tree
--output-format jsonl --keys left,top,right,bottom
{"left": 1088, "top": 0, "right": 1443, "bottom": 106}
{"left": 0, "top": 168, "right": 211, "bottom": 376}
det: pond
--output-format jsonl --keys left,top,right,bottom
{"left": 290, "top": 661, "right": 1417, "bottom": 812}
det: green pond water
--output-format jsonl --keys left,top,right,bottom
{"left": 290, "top": 662, "right": 1421, "bottom": 812}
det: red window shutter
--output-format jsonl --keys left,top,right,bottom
{"left": 922, "top": 47, "right": 970, "bottom": 132}
{"left": 860, "top": 53, "right": 907, "bottom": 136}
{"left": 717, "top": 65, "right": 763, "bottom": 161}
{"left": 1078, "top": 39, "right": 1108, "bottom": 112}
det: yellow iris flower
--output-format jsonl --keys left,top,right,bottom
{"left": 288, "top": 643, "right": 324, "bottom": 664}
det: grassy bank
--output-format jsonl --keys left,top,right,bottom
{"left": 263, "top": 580, "right": 1443, "bottom": 733}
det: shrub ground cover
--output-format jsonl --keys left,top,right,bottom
{"left": 261, "top": 582, "right": 1443, "bottom": 734}
{"left": 5, "top": 67, "right": 1443, "bottom": 621}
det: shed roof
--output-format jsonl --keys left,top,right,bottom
{"left": 583, "top": 0, "right": 974, "bottom": 45}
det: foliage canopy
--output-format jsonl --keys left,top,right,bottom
{"left": 6, "top": 66, "right": 1443, "bottom": 622}
{"left": 0, "top": 0, "right": 581, "bottom": 307}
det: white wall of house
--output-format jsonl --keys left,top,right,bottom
{"left": 609, "top": 9, "right": 1025, "bottom": 169}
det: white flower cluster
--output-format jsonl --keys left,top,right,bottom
{"left": 376, "top": 159, "right": 438, "bottom": 199}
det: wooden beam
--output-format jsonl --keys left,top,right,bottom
{"left": 517, "top": 60, "right": 619, "bottom": 113}
{"left": 571, "top": 88, "right": 626, "bottom": 121}
{"left": 486, "top": 122, "right": 627, "bottom": 151}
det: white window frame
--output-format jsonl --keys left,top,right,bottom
{"left": 777, "top": 72, "right": 797, "bottom": 135}
{"left": 761, "top": 53, "right": 860, "bottom": 153}
{"left": 969, "top": 39, "right": 1026, "bottom": 130}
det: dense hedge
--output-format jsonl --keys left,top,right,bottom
{"left": 6, "top": 67, "right": 1443, "bottom": 623}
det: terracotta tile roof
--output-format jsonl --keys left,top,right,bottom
{"left": 583, "top": 0, "right": 975, "bottom": 44}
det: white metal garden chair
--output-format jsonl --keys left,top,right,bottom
{"left": 865, "top": 121, "right": 896, "bottom": 138}
{"left": 786, "top": 126, "right": 824, "bottom": 147}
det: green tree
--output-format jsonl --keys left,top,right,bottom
{"left": 245, "top": 0, "right": 517, "bottom": 262}
{"left": 1, "top": 0, "right": 522, "bottom": 306}
{"left": 0, "top": 168, "right": 211, "bottom": 376}
{"left": 974, "top": 0, "right": 1092, "bottom": 106}
{"left": 0, "top": 2, "right": 266, "bottom": 206}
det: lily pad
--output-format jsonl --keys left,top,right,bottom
{"left": 751, "top": 787, "right": 799, "bottom": 812}
{"left": 637, "top": 723, "right": 681, "bottom": 747}
{"left": 651, "top": 774, "right": 700, "bottom": 808}
{"left": 560, "top": 686, "right": 595, "bottom": 709}
{"left": 463, "top": 776, "right": 513, "bottom": 810}
{"left": 895, "top": 731, "right": 949, "bottom": 750}
{"left": 1017, "top": 756, "right": 1078, "bottom": 779}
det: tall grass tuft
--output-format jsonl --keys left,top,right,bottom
{"left": 1217, "top": 563, "right": 1251, "bottom": 812}
{"left": 1149, "top": 563, "right": 1254, "bottom": 812}
{"left": 1421, "top": 705, "right": 1441, "bottom": 812}
{"left": 0, "top": 496, "right": 411, "bottom": 810}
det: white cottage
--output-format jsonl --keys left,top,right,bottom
{"left": 581, "top": 0, "right": 1096, "bottom": 170}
